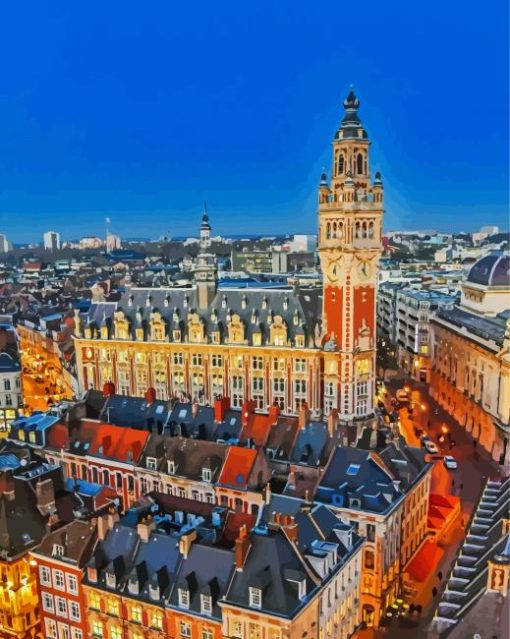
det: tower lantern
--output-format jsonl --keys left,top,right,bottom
{"left": 317, "top": 89, "right": 384, "bottom": 420}
{"left": 194, "top": 206, "right": 217, "bottom": 310}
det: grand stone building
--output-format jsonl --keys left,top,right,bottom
{"left": 430, "top": 252, "right": 510, "bottom": 463}
{"left": 74, "top": 91, "right": 383, "bottom": 421}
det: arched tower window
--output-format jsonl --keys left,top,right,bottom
{"left": 338, "top": 154, "right": 344, "bottom": 175}
{"left": 355, "top": 222, "right": 361, "bottom": 239}
{"left": 357, "top": 153, "right": 364, "bottom": 175}
{"left": 326, "top": 222, "right": 331, "bottom": 239}
{"left": 368, "top": 221, "right": 374, "bottom": 239}
{"left": 333, "top": 222, "right": 337, "bottom": 238}
{"left": 362, "top": 222, "right": 367, "bottom": 239}
{"left": 338, "top": 221, "right": 344, "bottom": 239}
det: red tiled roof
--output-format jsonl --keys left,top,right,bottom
{"left": 218, "top": 446, "right": 257, "bottom": 488}
{"left": 405, "top": 540, "right": 442, "bottom": 582}
{"left": 428, "top": 493, "right": 460, "bottom": 530}
{"left": 88, "top": 423, "right": 149, "bottom": 463}
{"left": 47, "top": 422, "right": 69, "bottom": 449}
{"left": 240, "top": 413, "right": 273, "bottom": 447}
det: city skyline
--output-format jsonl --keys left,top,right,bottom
{"left": 0, "top": 1, "right": 508, "bottom": 243}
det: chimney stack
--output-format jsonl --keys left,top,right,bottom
{"left": 179, "top": 530, "right": 197, "bottom": 559}
{"left": 327, "top": 408, "right": 339, "bottom": 435}
{"left": 235, "top": 525, "right": 251, "bottom": 570}
{"left": 137, "top": 516, "right": 157, "bottom": 543}
{"left": 283, "top": 516, "right": 298, "bottom": 544}
{"left": 214, "top": 396, "right": 231, "bottom": 423}
{"left": 298, "top": 403, "right": 310, "bottom": 429}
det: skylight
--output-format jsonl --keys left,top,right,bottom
{"left": 346, "top": 464, "right": 360, "bottom": 476}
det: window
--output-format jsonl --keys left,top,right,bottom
{"left": 201, "top": 594, "right": 212, "bottom": 615}
{"left": 249, "top": 586, "right": 262, "bottom": 608}
{"left": 173, "top": 352, "right": 184, "bottom": 366}
{"left": 110, "top": 627, "right": 122, "bottom": 639}
{"left": 130, "top": 605, "right": 142, "bottom": 623}
{"left": 107, "top": 598, "right": 119, "bottom": 616}
{"left": 53, "top": 569, "right": 65, "bottom": 590}
{"left": 179, "top": 621, "right": 191, "bottom": 637}
{"left": 294, "top": 358, "right": 306, "bottom": 373}
{"left": 357, "top": 153, "right": 363, "bottom": 175}
{"left": 69, "top": 601, "right": 80, "bottom": 622}
{"left": 294, "top": 379, "right": 306, "bottom": 394}
{"left": 211, "top": 354, "right": 223, "bottom": 368}
{"left": 202, "top": 629, "right": 214, "bottom": 639}
{"left": 39, "top": 566, "right": 51, "bottom": 586}
{"left": 55, "top": 596, "right": 67, "bottom": 617}
{"left": 367, "top": 524, "right": 376, "bottom": 542}
{"left": 202, "top": 468, "right": 212, "bottom": 482}
{"left": 178, "top": 587, "right": 190, "bottom": 608}
{"left": 71, "top": 630, "right": 83, "bottom": 639}
{"left": 151, "top": 611, "right": 163, "bottom": 629}
{"left": 232, "top": 376, "right": 244, "bottom": 391}
{"left": 92, "top": 620, "right": 103, "bottom": 637}
{"left": 52, "top": 544, "right": 64, "bottom": 558}
{"left": 230, "top": 621, "right": 243, "bottom": 638}
{"left": 251, "top": 356, "right": 263, "bottom": 370}
{"left": 364, "top": 549, "right": 375, "bottom": 570}
{"left": 66, "top": 574, "right": 78, "bottom": 594}
{"left": 338, "top": 154, "right": 344, "bottom": 175}
{"left": 3, "top": 379, "right": 10, "bottom": 391}
{"left": 88, "top": 591, "right": 101, "bottom": 610}
{"left": 192, "top": 353, "right": 203, "bottom": 367}
{"left": 146, "top": 457, "right": 157, "bottom": 470}
{"left": 42, "top": 592, "right": 54, "bottom": 613}
{"left": 251, "top": 377, "right": 264, "bottom": 392}
{"left": 45, "top": 619, "right": 57, "bottom": 639}
{"left": 167, "top": 460, "right": 176, "bottom": 475}
{"left": 272, "top": 378, "right": 285, "bottom": 393}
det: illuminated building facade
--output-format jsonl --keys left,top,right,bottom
{"left": 74, "top": 91, "right": 383, "bottom": 423}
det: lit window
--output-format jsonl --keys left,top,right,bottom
{"left": 110, "top": 627, "right": 122, "bottom": 639}
{"left": 88, "top": 591, "right": 101, "bottom": 610}
{"left": 107, "top": 599, "right": 119, "bottom": 616}
{"left": 92, "top": 620, "right": 103, "bottom": 637}
{"left": 130, "top": 605, "right": 142, "bottom": 623}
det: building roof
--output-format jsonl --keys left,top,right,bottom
{"left": 217, "top": 446, "right": 258, "bottom": 489}
{"left": 466, "top": 252, "right": 510, "bottom": 287}
{"left": 434, "top": 306, "right": 507, "bottom": 346}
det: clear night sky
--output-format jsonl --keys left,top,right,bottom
{"left": 0, "top": 1, "right": 508, "bottom": 243}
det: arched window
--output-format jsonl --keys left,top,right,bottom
{"left": 362, "top": 222, "right": 367, "bottom": 239}
{"left": 326, "top": 222, "right": 331, "bottom": 239}
{"left": 355, "top": 222, "right": 361, "bottom": 239}
{"left": 338, "top": 154, "right": 344, "bottom": 175}
{"left": 332, "top": 222, "right": 337, "bottom": 238}
{"left": 368, "top": 221, "right": 374, "bottom": 238}
{"left": 357, "top": 153, "right": 363, "bottom": 175}
{"left": 339, "top": 221, "right": 344, "bottom": 239}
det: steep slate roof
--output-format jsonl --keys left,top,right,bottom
{"left": 290, "top": 421, "right": 329, "bottom": 466}
{"left": 435, "top": 306, "right": 507, "bottom": 347}
{"left": 315, "top": 446, "right": 402, "bottom": 514}
{"left": 83, "top": 285, "right": 323, "bottom": 347}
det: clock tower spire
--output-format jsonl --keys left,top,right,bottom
{"left": 318, "top": 90, "right": 383, "bottom": 420}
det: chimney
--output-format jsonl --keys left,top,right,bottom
{"left": 283, "top": 516, "right": 298, "bottom": 544}
{"left": 263, "top": 483, "right": 272, "bottom": 505}
{"left": 214, "top": 396, "right": 230, "bottom": 423}
{"left": 179, "top": 529, "right": 197, "bottom": 559}
{"left": 36, "top": 479, "right": 56, "bottom": 516}
{"left": 235, "top": 525, "right": 251, "bottom": 570}
{"left": 241, "top": 400, "right": 256, "bottom": 427}
{"left": 97, "top": 511, "right": 119, "bottom": 540}
{"left": 327, "top": 408, "right": 339, "bottom": 435}
{"left": 137, "top": 516, "right": 157, "bottom": 543}
{"left": 268, "top": 403, "right": 280, "bottom": 425}
{"left": 298, "top": 403, "right": 310, "bottom": 429}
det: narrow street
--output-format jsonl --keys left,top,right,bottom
{"left": 357, "top": 376, "right": 502, "bottom": 638}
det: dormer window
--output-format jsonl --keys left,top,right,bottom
{"left": 87, "top": 566, "right": 97, "bottom": 583}
{"left": 296, "top": 335, "right": 305, "bottom": 348}
{"left": 146, "top": 457, "right": 157, "bottom": 470}
{"left": 167, "top": 460, "right": 176, "bottom": 475}
{"left": 211, "top": 331, "right": 220, "bottom": 344}
{"left": 106, "top": 572, "right": 116, "bottom": 589}
{"left": 178, "top": 587, "right": 190, "bottom": 609}
{"left": 52, "top": 544, "right": 64, "bottom": 558}
{"left": 200, "top": 594, "right": 212, "bottom": 615}
{"left": 249, "top": 586, "right": 262, "bottom": 609}
{"left": 202, "top": 468, "right": 212, "bottom": 482}
{"left": 173, "top": 330, "right": 181, "bottom": 342}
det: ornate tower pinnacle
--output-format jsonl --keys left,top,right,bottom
{"left": 195, "top": 206, "right": 217, "bottom": 310}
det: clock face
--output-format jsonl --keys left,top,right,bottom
{"left": 327, "top": 258, "right": 340, "bottom": 282}
{"left": 357, "top": 260, "right": 371, "bottom": 279}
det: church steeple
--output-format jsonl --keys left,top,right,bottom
{"left": 200, "top": 203, "right": 212, "bottom": 250}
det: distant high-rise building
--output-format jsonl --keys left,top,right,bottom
{"left": 43, "top": 230, "right": 61, "bottom": 252}
{"left": 0, "top": 234, "right": 12, "bottom": 253}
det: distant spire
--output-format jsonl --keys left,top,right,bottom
{"left": 336, "top": 87, "right": 368, "bottom": 140}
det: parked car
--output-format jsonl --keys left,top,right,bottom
{"left": 443, "top": 456, "right": 458, "bottom": 470}
{"left": 425, "top": 440, "right": 439, "bottom": 454}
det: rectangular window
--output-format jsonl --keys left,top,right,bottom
{"left": 201, "top": 594, "right": 212, "bottom": 615}
{"left": 92, "top": 620, "right": 103, "bottom": 637}
{"left": 211, "top": 354, "right": 223, "bottom": 368}
{"left": 66, "top": 574, "right": 78, "bottom": 595}
{"left": 39, "top": 566, "right": 51, "bottom": 586}
{"left": 88, "top": 591, "right": 101, "bottom": 610}
{"left": 178, "top": 588, "right": 190, "bottom": 608}
{"left": 192, "top": 353, "right": 203, "bottom": 367}
{"left": 53, "top": 569, "right": 65, "bottom": 590}
{"left": 251, "top": 377, "right": 264, "bottom": 392}
{"left": 42, "top": 592, "right": 54, "bottom": 613}
{"left": 249, "top": 586, "right": 262, "bottom": 608}
{"left": 71, "top": 630, "right": 83, "bottom": 639}
{"left": 69, "top": 601, "right": 80, "bottom": 622}
{"left": 55, "top": 596, "right": 67, "bottom": 617}
{"left": 146, "top": 457, "right": 157, "bottom": 470}
{"left": 173, "top": 352, "right": 184, "bottom": 366}
{"left": 294, "top": 358, "right": 306, "bottom": 373}
{"left": 179, "top": 621, "right": 191, "bottom": 637}
{"left": 251, "top": 356, "right": 263, "bottom": 370}
{"left": 45, "top": 619, "right": 57, "bottom": 639}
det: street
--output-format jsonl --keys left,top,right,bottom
{"left": 19, "top": 350, "right": 70, "bottom": 414}
{"left": 359, "top": 376, "right": 502, "bottom": 638}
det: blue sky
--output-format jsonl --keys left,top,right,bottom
{"left": 0, "top": 1, "right": 508, "bottom": 242}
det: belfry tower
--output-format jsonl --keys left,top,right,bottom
{"left": 318, "top": 90, "right": 383, "bottom": 419}
{"left": 195, "top": 206, "right": 217, "bottom": 310}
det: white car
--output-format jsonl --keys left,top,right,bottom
{"left": 443, "top": 455, "right": 458, "bottom": 470}
{"left": 425, "top": 440, "right": 439, "bottom": 454}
